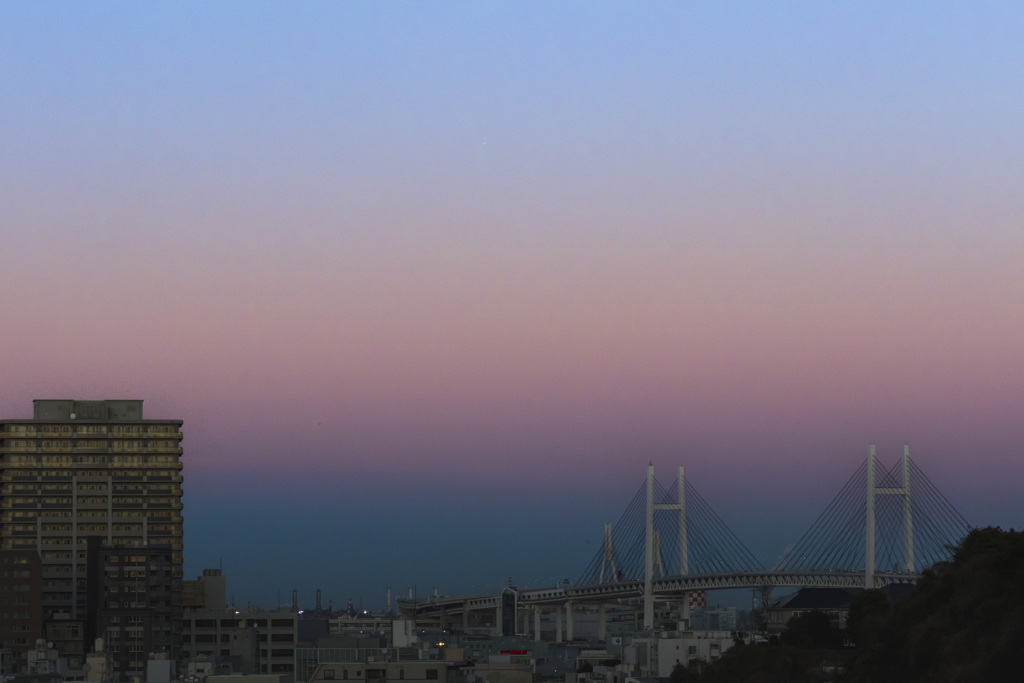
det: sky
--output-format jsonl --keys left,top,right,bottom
{"left": 2, "top": 2, "right": 1023, "bottom": 611}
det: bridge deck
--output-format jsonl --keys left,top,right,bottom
{"left": 398, "top": 570, "right": 919, "bottom": 616}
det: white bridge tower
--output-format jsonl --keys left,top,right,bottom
{"left": 866, "top": 444, "right": 914, "bottom": 588}
{"left": 644, "top": 465, "right": 686, "bottom": 630}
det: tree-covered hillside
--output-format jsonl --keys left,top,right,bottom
{"left": 676, "top": 526, "right": 1024, "bottom": 682}
{"left": 849, "top": 526, "right": 1024, "bottom": 682}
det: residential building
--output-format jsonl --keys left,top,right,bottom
{"left": 0, "top": 549, "right": 43, "bottom": 659}
{"left": 85, "top": 539, "right": 179, "bottom": 679}
{"left": 0, "top": 399, "right": 184, "bottom": 661}
{"left": 767, "top": 587, "right": 859, "bottom": 633}
{"left": 767, "top": 584, "right": 915, "bottom": 634}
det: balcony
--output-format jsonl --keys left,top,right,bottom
{"left": 2, "top": 474, "right": 40, "bottom": 482}
{"left": 145, "top": 474, "right": 184, "bottom": 484}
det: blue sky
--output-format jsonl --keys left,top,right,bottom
{"left": 3, "top": 2, "right": 1023, "bottom": 609}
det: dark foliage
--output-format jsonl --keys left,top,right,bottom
{"left": 677, "top": 644, "right": 829, "bottom": 683}
{"left": 845, "top": 589, "right": 889, "bottom": 648}
{"left": 779, "top": 609, "right": 844, "bottom": 649}
{"left": 848, "top": 526, "right": 1024, "bottom": 682}
{"left": 681, "top": 527, "right": 1024, "bottom": 682}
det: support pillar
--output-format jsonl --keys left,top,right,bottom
{"left": 463, "top": 600, "right": 470, "bottom": 631}
{"left": 534, "top": 607, "right": 542, "bottom": 642}
{"left": 677, "top": 466, "right": 688, "bottom": 631}
{"left": 649, "top": 466, "right": 688, "bottom": 631}
{"left": 678, "top": 466, "right": 687, "bottom": 576}
{"left": 866, "top": 444, "right": 875, "bottom": 589}
{"left": 556, "top": 606, "right": 562, "bottom": 642}
{"left": 903, "top": 444, "right": 914, "bottom": 573}
{"left": 598, "top": 603, "right": 606, "bottom": 642}
{"left": 644, "top": 464, "right": 654, "bottom": 631}
{"left": 566, "top": 601, "right": 574, "bottom": 642}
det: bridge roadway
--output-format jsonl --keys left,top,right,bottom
{"left": 398, "top": 570, "right": 919, "bottom": 624}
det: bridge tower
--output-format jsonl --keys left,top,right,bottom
{"left": 644, "top": 465, "right": 686, "bottom": 630}
{"left": 866, "top": 444, "right": 914, "bottom": 588}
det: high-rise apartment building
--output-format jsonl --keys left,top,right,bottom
{"left": 0, "top": 399, "right": 183, "bottom": 659}
{"left": 85, "top": 539, "right": 179, "bottom": 677}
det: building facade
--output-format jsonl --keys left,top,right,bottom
{"left": 0, "top": 549, "right": 44, "bottom": 657}
{"left": 85, "top": 539, "right": 180, "bottom": 678}
{"left": 183, "top": 568, "right": 227, "bottom": 611}
{"left": 0, "top": 399, "right": 184, "bottom": 662}
{"left": 182, "top": 609, "right": 298, "bottom": 679}
{"left": 307, "top": 660, "right": 450, "bottom": 683}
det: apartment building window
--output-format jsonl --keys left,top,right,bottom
{"left": 76, "top": 426, "right": 107, "bottom": 435}
{"left": 8, "top": 426, "right": 37, "bottom": 435}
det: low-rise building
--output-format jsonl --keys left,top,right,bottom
{"left": 182, "top": 609, "right": 298, "bottom": 680}
{"left": 307, "top": 660, "right": 451, "bottom": 683}
{"left": 654, "top": 632, "right": 734, "bottom": 675}
{"left": 766, "top": 588, "right": 859, "bottom": 633}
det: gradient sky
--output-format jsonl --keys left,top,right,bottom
{"left": 2, "top": 2, "right": 1023, "bottom": 610}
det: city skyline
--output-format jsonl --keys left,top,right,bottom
{"left": 3, "top": 2, "right": 1023, "bottom": 610}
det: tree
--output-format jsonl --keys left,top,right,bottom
{"left": 669, "top": 661, "right": 701, "bottom": 683}
{"left": 846, "top": 589, "right": 889, "bottom": 648}
{"left": 781, "top": 609, "right": 842, "bottom": 649}
{"left": 849, "top": 526, "right": 1024, "bottom": 682}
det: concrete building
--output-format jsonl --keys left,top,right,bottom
{"left": 294, "top": 635, "right": 391, "bottom": 683}
{"left": 689, "top": 606, "right": 736, "bottom": 632}
{"left": 0, "top": 549, "right": 44, "bottom": 659}
{"left": 306, "top": 660, "right": 451, "bottom": 683}
{"left": 84, "top": 539, "right": 180, "bottom": 679}
{"left": 184, "top": 569, "right": 227, "bottom": 611}
{"left": 0, "top": 399, "right": 184, "bottom": 661}
{"left": 182, "top": 609, "right": 298, "bottom": 681}
{"left": 653, "top": 632, "right": 735, "bottom": 675}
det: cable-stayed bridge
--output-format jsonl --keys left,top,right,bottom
{"left": 399, "top": 445, "right": 971, "bottom": 637}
